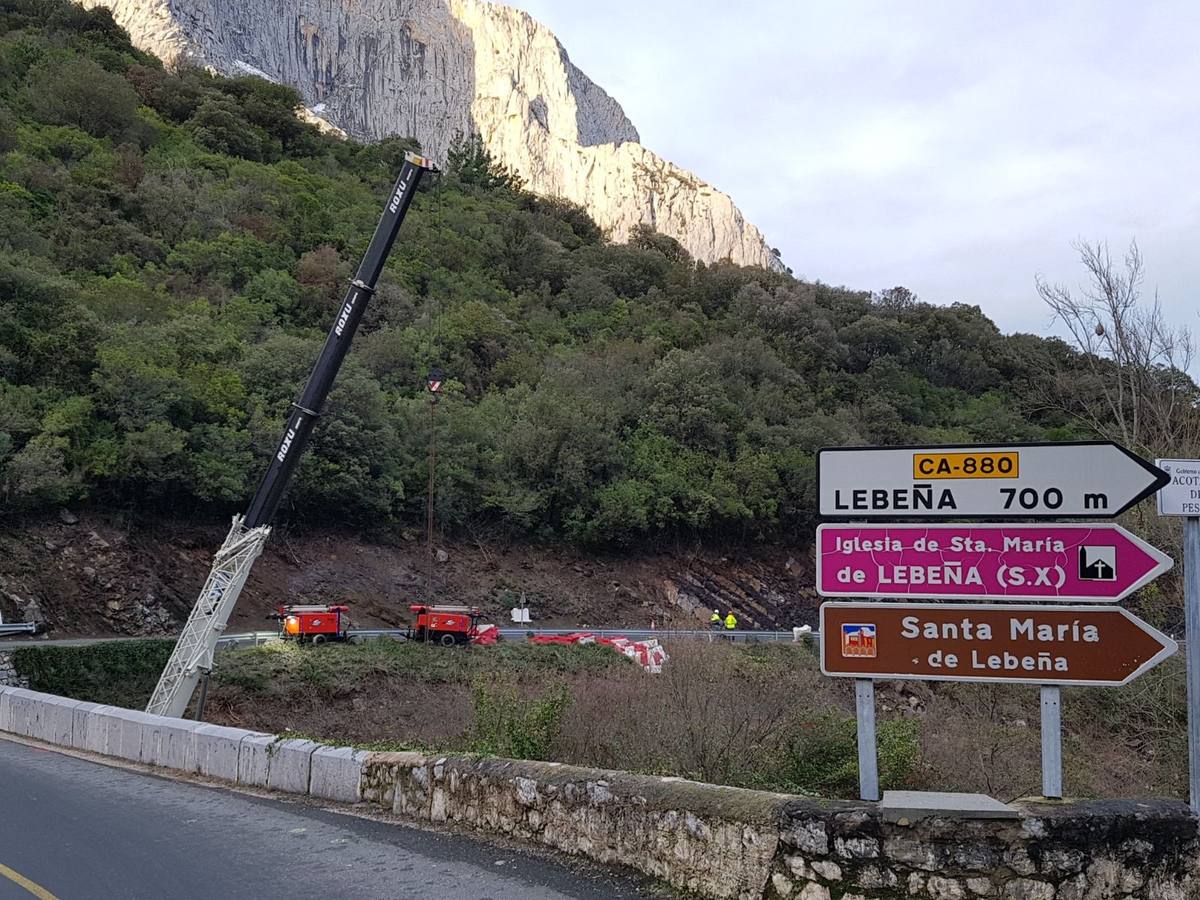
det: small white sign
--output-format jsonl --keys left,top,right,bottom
{"left": 1156, "top": 458, "right": 1200, "bottom": 517}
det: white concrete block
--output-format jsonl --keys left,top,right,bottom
{"left": 80, "top": 706, "right": 149, "bottom": 758}
{"left": 0, "top": 685, "right": 19, "bottom": 732}
{"left": 266, "top": 738, "right": 320, "bottom": 794}
{"left": 112, "top": 709, "right": 162, "bottom": 762}
{"left": 0, "top": 688, "right": 26, "bottom": 735}
{"left": 5, "top": 689, "right": 42, "bottom": 738}
{"left": 1, "top": 689, "right": 79, "bottom": 745}
{"left": 69, "top": 701, "right": 103, "bottom": 751}
{"left": 141, "top": 715, "right": 204, "bottom": 772}
{"left": 32, "top": 694, "right": 82, "bottom": 745}
{"left": 238, "top": 734, "right": 274, "bottom": 788}
{"left": 195, "top": 724, "right": 262, "bottom": 781}
{"left": 90, "top": 707, "right": 120, "bottom": 756}
{"left": 78, "top": 704, "right": 118, "bottom": 754}
{"left": 309, "top": 746, "right": 368, "bottom": 803}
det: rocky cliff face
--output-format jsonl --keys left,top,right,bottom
{"left": 79, "top": 0, "right": 784, "bottom": 271}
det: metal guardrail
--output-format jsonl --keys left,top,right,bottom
{"left": 213, "top": 627, "right": 821, "bottom": 647}
{"left": 2, "top": 627, "right": 821, "bottom": 651}
{"left": 0, "top": 623, "right": 39, "bottom": 636}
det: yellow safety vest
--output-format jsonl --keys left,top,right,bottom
{"left": 724, "top": 614, "right": 737, "bottom": 630}
{"left": 710, "top": 612, "right": 721, "bottom": 623}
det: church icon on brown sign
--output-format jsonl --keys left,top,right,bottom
{"left": 841, "top": 624, "right": 877, "bottom": 658}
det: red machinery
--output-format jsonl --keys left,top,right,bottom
{"left": 407, "top": 604, "right": 482, "bottom": 646}
{"left": 270, "top": 603, "right": 352, "bottom": 644}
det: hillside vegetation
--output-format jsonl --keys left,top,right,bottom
{"left": 11, "top": 637, "right": 1186, "bottom": 801}
{"left": 0, "top": 0, "right": 1123, "bottom": 549}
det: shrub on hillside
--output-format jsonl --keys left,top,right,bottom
{"left": 25, "top": 57, "right": 140, "bottom": 139}
{"left": 11, "top": 639, "right": 175, "bottom": 707}
{"left": 469, "top": 679, "right": 571, "bottom": 761}
{"left": 779, "top": 713, "right": 919, "bottom": 796}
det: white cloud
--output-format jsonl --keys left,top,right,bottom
{"left": 517, "top": 0, "right": 1200, "bottom": 341}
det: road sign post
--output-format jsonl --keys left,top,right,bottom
{"left": 817, "top": 442, "right": 1173, "bottom": 803}
{"left": 1185, "top": 517, "right": 1200, "bottom": 814}
{"left": 1040, "top": 686, "right": 1062, "bottom": 799}
{"left": 1154, "top": 459, "right": 1200, "bottom": 814}
{"left": 855, "top": 679, "right": 879, "bottom": 802}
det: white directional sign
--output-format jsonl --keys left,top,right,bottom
{"left": 1156, "top": 459, "right": 1200, "bottom": 517}
{"left": 818, "top": 442, "right": 1168, "bottom": 519}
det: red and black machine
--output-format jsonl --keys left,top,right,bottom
{"left": 407, "top": 604, "right": 482, "bottom": 646}
{"left": 270, "top": 603, "right": 352, "bottom": 644}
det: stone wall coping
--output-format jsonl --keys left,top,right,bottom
{"left": 390, "top": 753, "right": 797, "bottom": 825}
{"left": 1013, "top": 797, "right": 1197, "bottom": 821}
{"left": 364, "top": 750, "right": 428, "bottom": 766}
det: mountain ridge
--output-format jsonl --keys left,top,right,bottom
{"left": 78, "top": 0, "right": 786, "bottom": 272}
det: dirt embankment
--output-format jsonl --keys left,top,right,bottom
{"left": 0, "top": 511, "right": 820, "bottom": 638}
{"left": 199, "top": 640, "right": 1187, "bottom": 802}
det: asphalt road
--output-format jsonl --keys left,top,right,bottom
{"left": 0, "top": 627, "right": 811, "bottom": 652}
{"left": 0, "top": 738, "right": 666, "bottom": 900}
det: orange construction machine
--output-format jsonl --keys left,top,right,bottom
{"left": 270, "top": 603, "right": 352, "bottom": 644}
{"left": 407, "top": 604, "right": 483, "bottom": 646}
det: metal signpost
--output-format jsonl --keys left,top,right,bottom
{"left": 818, "top": 442, "right": 1169, "bottom": 518}
{"left": 1156, "top": 458, "right": 1200, "bottom": 814}
{"left": 818, "top": 441, "right": 1172, "bottom": 803}
{"left": 816, "top": 523, "right": 1171, "bottom": 602}
{"left": 1040, "top": 686, "right": 1062, "bottom": 799}
{"left": 855, "top": 680, "right": 879, "bottom": 802}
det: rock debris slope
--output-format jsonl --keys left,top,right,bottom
{"left": 79, "top": 0, "right": 784, "bottom": 270}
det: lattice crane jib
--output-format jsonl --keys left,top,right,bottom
{"left": 145, "top": 517, "right": 270, "bottom": 718}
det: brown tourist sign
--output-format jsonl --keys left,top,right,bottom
{"left": 820, "top": 601, "right": 1177, "bottom": 687}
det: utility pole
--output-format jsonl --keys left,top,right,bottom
{"left": 425, "top": 369, "right": 444, "bottom": 610}
{"left": 1154, "top": 458, "right": 1200, "bottom": 814}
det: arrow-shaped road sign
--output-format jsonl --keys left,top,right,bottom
{"left": 816, "top": 523, "right": 1172, "bottom": 602}
{"left": 821, "top": 602, "right": 1177, "bottom": 687}
{"left": 818, "top": 441, "right": 1169, "bottom": 519}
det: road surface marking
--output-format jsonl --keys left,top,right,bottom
{"left": 0, "top": 862, "right": 58, "bottom": 900}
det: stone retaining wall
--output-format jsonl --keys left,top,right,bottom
{"left": 2, "top": 685, "right": 1197, "bottom": 899}
{"left": 771, "top": 799, "right": 1200, "bottom": 900}
{"left": 359, "top": 753, "right": 788, "bottom": 898}
{"left": 0, "top": 650, "right": 27, "bottom": 687}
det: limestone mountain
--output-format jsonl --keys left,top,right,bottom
{"left": 79, "top": 0, "right": 785, "bottom": 271}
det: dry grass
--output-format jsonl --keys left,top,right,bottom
{"left": 200, "top": 637, "right": 1189, "bottom": 800}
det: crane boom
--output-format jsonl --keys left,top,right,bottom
{"left": 147, "top": 152, "right": 438, "bottom": 718}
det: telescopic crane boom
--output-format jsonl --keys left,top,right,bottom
{"left": 146, "top": 152, "right": 438, "bottom": 718}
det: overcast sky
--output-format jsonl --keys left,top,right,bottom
{"left": 517, "top": 0, "right": 1199, "bottom": 340}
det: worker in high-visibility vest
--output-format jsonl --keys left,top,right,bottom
{"left": 724, "top": 611, "right": 738, "bottom": 630}
{"left": 709, "top": 609, "right": 722, "bottom": 628}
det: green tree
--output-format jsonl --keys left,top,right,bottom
{"left": 26, "top": 56, "right": 139, "bottom": 139}
{"left": 446, "top": 133, "right": 524, "bottom": 191}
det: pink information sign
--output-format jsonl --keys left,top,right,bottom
{"left": 815, "top": 523, "right": 1172, "bottom": 602}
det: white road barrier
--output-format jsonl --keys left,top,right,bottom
{"left": 310, "top": 745, "right": 369, "bottom": 803}
{"left": 196, "top": 724, "right": 267, "bottom": 780}
{"left": 267, "top": 738, "right": 321, "bottom": 793}
{"left": 143, "top": 715, "right": 205, "bottom": 771}
{"left": 0, "top": 686, "right": 334, "bottom": 797}
{"left": 237, "top": 734, "right": 274, "bottom": 787}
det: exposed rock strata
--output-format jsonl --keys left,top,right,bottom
{"left": 79, "top": 0, "right": 784, "bottom": 270}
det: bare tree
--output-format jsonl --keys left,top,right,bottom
{"left": 1035, "top": 239, "right": 1200, "bottom": 457}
